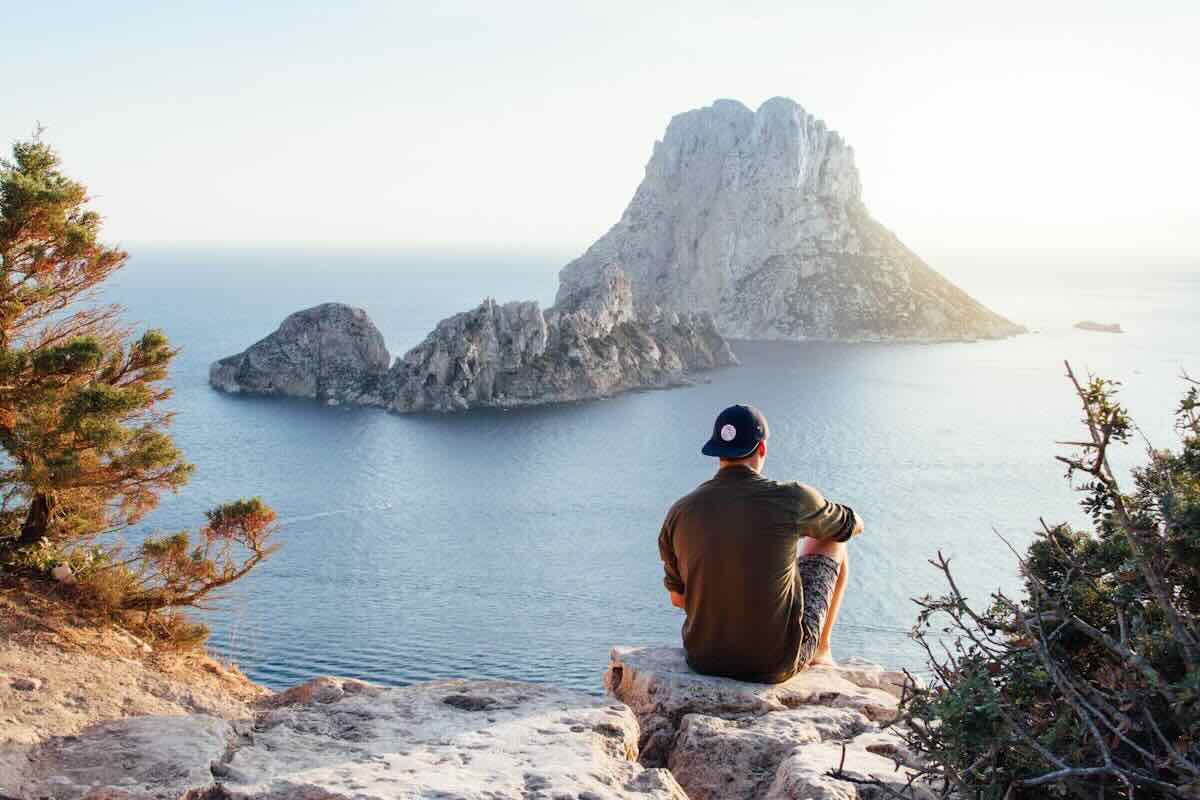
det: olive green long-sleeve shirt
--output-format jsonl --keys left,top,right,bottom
{"left": 658, "top": 465, "right": 862, "bottom": 683}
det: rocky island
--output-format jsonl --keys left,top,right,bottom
{"left": 559, "top": 97, "right": 1023, "bottom": 342}
{"left": 212, "top": 96, "right": 1023, "bottom": 412}
{"left": 210, "top": 264, "right": 736, "bottom": 412}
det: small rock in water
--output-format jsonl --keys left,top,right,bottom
{"left": 1074, "top": 320, "right": 1124, "bottom": 333}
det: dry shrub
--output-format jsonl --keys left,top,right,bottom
{"left": 892, "top": 364, "right": 1200, "bottom": 799}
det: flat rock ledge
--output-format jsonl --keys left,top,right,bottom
{"left": 8, "top": 649, "right": 931, "bottom": 799}
{"left": 605, "top": 646, "right": 936, "bottom": 799}
{"left": 12, "top": 678, "right": 685, "bottom": 800}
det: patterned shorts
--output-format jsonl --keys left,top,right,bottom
{"left": 795, "top": 553, "right": 841, "bottom": 669}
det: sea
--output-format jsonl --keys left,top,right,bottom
{"left": 99, "top": 245, "right": 1200, "bottom": 692}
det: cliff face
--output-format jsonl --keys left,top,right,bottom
{"left": 388, "top": 265, "right": 736, "bottom": 413}
{"left": 558, "top": 97, "right": 1023, "bottom": 342}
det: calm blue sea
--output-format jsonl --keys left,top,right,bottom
{"left": 101, "top": 245, "right": 1200, "bottom": 691}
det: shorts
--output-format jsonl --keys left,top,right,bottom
{"left": 795, "top": 553, "right": 841, "bottom": 669}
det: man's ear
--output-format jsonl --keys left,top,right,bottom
{"left": 758, "top": 440, "right": 768, "bottom": 458}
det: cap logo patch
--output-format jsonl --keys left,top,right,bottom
{"left": 720, "top": 424, "right": 737, "bottom": 442}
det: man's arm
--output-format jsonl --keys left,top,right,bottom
{"left": 794, "top": 484, "right": 862, "bottom": 542}
{"left": 658, "top": 507, "right": 686, "bottom": 610}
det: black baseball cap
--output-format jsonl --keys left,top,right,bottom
{"left": 701, "top": 404, "right": 769, "bottom": 459}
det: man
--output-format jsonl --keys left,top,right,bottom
{"left": 658, "top": 404, "right": 861, "bottom": 683}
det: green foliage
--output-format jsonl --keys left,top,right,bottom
{"left": 899, "top": 366, "right": 1200, "bottom": 798}
{"left": 0, "top": 134, "right": 278, "bottom": 645}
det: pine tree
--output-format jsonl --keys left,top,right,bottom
{"left": 0, "top": 134, "right": 275, "bottom": 629}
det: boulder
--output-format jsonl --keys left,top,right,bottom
{"left": 558, "top": 97, "right": 1024, "bottom": 342}
{"left": 210, "top": 303, "right": 391, "bottom": 406}
{"left": 604, "top": 646, "right": 901, "bottom": 765}
{"left": 605, "top": 646, "right": 934, "bottom": 799}
{"left": 667, "top": 708, "right": 866, "bottom": 798}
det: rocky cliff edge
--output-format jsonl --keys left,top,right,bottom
{"left": 4, "top": 641, "right": 932, "bottom": 799}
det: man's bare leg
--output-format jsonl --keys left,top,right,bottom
{"left": 799, "top": 537, "right": 849, "bottom": 668}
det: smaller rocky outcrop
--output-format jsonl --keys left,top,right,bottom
{"left": 389, "top": 265, "right": 736, "bottom": 413}
{"left": 1074, "top": 320, "right": 1124, "bottom": 333}
{"left": 212, "top": 268, "right": 737, "bottom": 414}
{"left": 605, "top": 645, "right": 933, "bottom": 799}
{"left": 209, "top": 303, "right": 391, "bottom": 406}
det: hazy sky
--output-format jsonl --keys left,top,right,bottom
{"left": 5, "top": 1, "right": 1197, "bottom": 263}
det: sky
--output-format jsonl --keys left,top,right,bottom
{"left": 4, "top": 0, "right": 1198, "bottom": 265}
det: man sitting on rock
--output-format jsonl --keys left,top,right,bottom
{"left": 658, "top": 404, "right": 861, "bottom": 683}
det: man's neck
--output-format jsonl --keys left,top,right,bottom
{"left": 718, "top": 461, "right": 760, "bottom": 474}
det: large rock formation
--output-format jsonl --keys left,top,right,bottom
{"left": 211, "top": 267, "right": 736, "bottom": 413}
{"left": 211, "top": 97, "right": 1023, "bottom": 412}
{"left": 210, "top": 303, "right": 391, "bottom": 406}
{"left": 558, "top": 97, "right": 1023, "bottom": 342}
{"left": 389, "top": 265, "right": 735, "bottom": 412}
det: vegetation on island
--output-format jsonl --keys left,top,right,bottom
{"left": 0, "top": 135, "right": 277, "bottom": 646}
{"left": 892, "top": 365, "right": 1199, "bottom": 798}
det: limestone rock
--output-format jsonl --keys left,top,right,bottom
{"left": 832, "top": 656, "right": 917, "bottom": 701}
{"left": 668, "top": 708, "right": 867, "bottom": 799}
{"left": 605, "top": 646, "right": 933, "bottom": 799}
{"left": 559, "top": 97, "right": 1024, "bottom": 342}
{"left": 10, "top": 676, "right": 687, "bottom": 800}
{"left": 604, "top": 646, "right": 901, "bottom": 766}
{"left": 765, "top": 737, "right": 938, "bottom": 800}
{"left": 388, "top": 265, "right": 736, "bottom": 413}
{"left": 19, "top": 714, "right": 234, "bottom": 799}
{"left": 210, "top": 303, "right": 391, "bottom": 406}
{"left": 218, "top": 677, "right": 686, "bottom": 799}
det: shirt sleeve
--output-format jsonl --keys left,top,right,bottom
{"left": 792, "top": 483, "right": 863, "bottom": 543}
{"left": 658, "top": 507, "right": 686, "bottom": 594}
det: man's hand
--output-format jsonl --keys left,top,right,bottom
{"left": 669, "top": 591, "right": 685, "bottom": 610}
